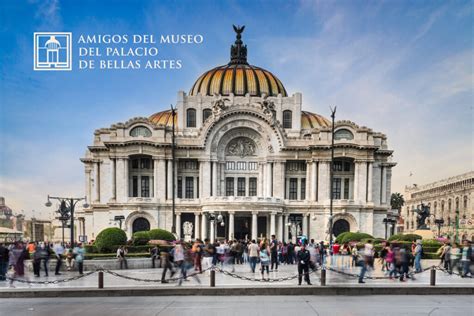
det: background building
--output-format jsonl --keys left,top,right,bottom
{"left": 79, "top": 28, "right": 396, "bottom": 242}
{"left": 404, "top": 171, "right": 474, "bottom": 241}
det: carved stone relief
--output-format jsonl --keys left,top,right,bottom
{"left": 226, "top": 137, "right": 256, "bottom": 157}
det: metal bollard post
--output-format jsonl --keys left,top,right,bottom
{"left": 210, "top": 269, "right": 216, "bottom": 287}
{"left": 98, "top": 271, "right": 104, "bottom": 289}
{"left": 430, "top": 267, "right": 436, "bottom": 286}
{"left": 320, "top": 269, "right": 326, "bottom": 286}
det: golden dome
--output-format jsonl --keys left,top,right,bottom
{"left": 149, "top": 109, "right": 329, "bottom": 129}
{"left": 149, "top": 110, "right": 176, "bottom": 127}
{"left": 301, "top": 111, "right": 330, "bottom": 129}
{"left": 189, "top": 25, "right": 287, "bottom": 97}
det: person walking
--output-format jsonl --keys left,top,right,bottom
{"left": 116, "top": 246, "right": 128, "bottom": 269}
{"left": 150, "top": 245, "right": 159, "bottom": 268}
{"left": 0, "top": 242, "right": 9, "bottom": 281}
{"left": 332, "top": 241, "right": 340, "bottom": 268}
{"left": 53, "top": 242, "right": 64, "bottom": 275}
{"left": 259, "top": 242, "right": 271, "bottom": 280}
{"left": 358, "top": 240, "right": 374, "bottom": 284}
{"left": 270, "top": 235, "right": 279, "bottom": 271}
{"left": 202, "top": 239, "right": 214, "bottom": 272}
{"left": 414, "top": 240, "right": 423, "bottom": 273}
{"left": 297, "top": 242, "right": 312, "bottom": 285}
{"left": 192, "top": 239, "right": 203, "bottom": 273}
{"left": 160, "top": 247, "right": 176, "bottom": 283}
{"left": 73, "top": 243, "right": 85, "bottom": 275}
{"left": 460, "top": 240, "right": 472, "bottom": 277}
{"left": 440, "top": 242, "right": 451, "bottom": 271}
{"left": 248, "top": 239, "right": 259, "bottom": 273}
{"left": 8, "top": 241, "right": 27, "bottom": 287}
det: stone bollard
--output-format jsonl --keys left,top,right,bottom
{"left": 320, "top": 269, "right": 326, "bottom": 286}
{"left": 98, "top": 271, "right": 104, "bottom": 289}
{"left": 210, "top": 269, "right": 216, "bottom": 287}
{"left": 430, "top": 267, "right": 436, "bottom": 286}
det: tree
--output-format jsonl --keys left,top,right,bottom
{"left": 391, "top": 192, "right": 405, "bottom": 213}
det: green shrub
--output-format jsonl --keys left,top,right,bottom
{"left": 148, "top": 228, "right": 176, "bottom": 241}
{"left": 422, "top": 239, "right": 442, "bottom": 247}
{"left": 335, "top": 232, "right": 350, "bottom": 243}
{"left": 133, "top": 231, "right": 151, "bottom": 245}
{"left": 94, "top": 227, "right": 127, "bottom": 252}
{"left": 84, "top": 245, "right": 97, "bottom": 253}
{"left": 337, "top": 232, "right": 374, "bottom": 244}
{"left": 388, "top": 233, "right": 422, "bottom": 242}
{"left": 85, "top": 252, "right": 149, "bottom": 260}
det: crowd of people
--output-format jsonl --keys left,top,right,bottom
{"left": 0, "top": 236, "right": 472, "bottom": 287}
{"left": 0, "top": 241, "right": 86, "bottom": 287}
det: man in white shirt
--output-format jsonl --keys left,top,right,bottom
{"left": 53, "top": 243, "right": 64, "bottom": 275}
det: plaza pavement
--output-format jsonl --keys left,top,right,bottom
{"left": 0, "top": 295, "right": 473, "bottom": 316}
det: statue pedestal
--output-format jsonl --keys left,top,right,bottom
{"left": 413, "top": 229, "right": 435, "bottom": 240}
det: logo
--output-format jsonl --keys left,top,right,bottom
{"left": 34, "top": 32, "right": 72, "bottom": 71}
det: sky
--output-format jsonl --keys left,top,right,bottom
{"left": 0, "top": 0, "right": 472, "bottom": 220}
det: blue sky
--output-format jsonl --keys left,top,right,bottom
{"left": 0, "top": 0, "right": 472, "bottom": 219}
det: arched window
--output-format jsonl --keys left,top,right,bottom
{"left": 283, "top": 110, "right": 292, "bottom": 129}
{"left": 130, "top": 126, "right": 152, "bottom": 137}
{"left": 203, "top": 109, "right": 212, "bottom": 123}
{"left": 334, "top": 128, "right": 354, "bottom": 140}
{"left": 448, "top": 199, "right": 452, "bottom": 211}
{"left": 186, "top": 108, "right": 196, "bottom": 127}
{"left": 464, "top": 196, "right": 468, "bottom": 209}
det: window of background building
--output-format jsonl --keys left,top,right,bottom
{"left": 236, "top": 162, "right": 246, "bottom": 170}
{"left": 248, "top": 162, "right": 258, "bottom": 170}
{"left": 333, "top": 178, "right": 342, "bottom": 199}
{"left": 177, "top": 177, "right": 183, "bottom": 198}
{"left": 186, "top": 108, "right": 196, "bottom": 127}
{"left": 334, "top": 128, "right": 354, "bottom": 140}
{"left": 289, "top": 178, "right": 298, "bottom": 200}
{"left": 185, "top": 177, "right": 194, "bottom": 198}
{"left": 249, "top": 177, "right": 257, "bottom": 196}
{"left": 464, "top": 196, "right": 468, "bottom": 209}
{"left": 283, "top": 110, "right": 292, "bottom": 129}
{"left": 130, "top": 126, "right": 152, "bottom": 137}
{"left": 344, "top": 178, "right": 350, "bottom": 199}
{"left": 141, "top": 176, "right": 150, "bottom": 197}
{"left": 225, "top": 162, "right": 235, "bottom": 170}
{"left": 132, "top": 176, "right": 138, "bottom": 197}
{"left": 333, "top": 161, "right": 343, "bottom": 171}
{"left": 237, "top": 178, "right": 246, "bottom": 196}
{"left": 300, "top": 178, "right": 306, "bottom": 200}
{"left": 203, "top": 109, "right": 212, "bottom": 123}
{"left": 226, "top": 177, "right": 234, "bottom": 196}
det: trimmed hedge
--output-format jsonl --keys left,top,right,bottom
{"left": 388, "top": 233, "right": 422, "bottom": 242}
{"left": 94, "top": 227, "right": 127, "bottom": 252}
{"left": 85, "top": 252, "right": 149, "bottom": 260}
{"left": 133, "top": 231, "right": 151, "bottom": 246}
{"left": 148, "top": 228, "right": 176, "bottom": 241}
{"left": 336, "top": 232, "right": 374, "bottom": 244}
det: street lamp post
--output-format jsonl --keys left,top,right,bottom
{"left": 208, "top": 213, "right": 225, "bottom": 243}
{"left": 329, "top": 106, "right": 336, "bottom": 246}
{"left": 171, "top": 104, "right": 177, "bottom": 235}
{"left": 45, "top": 195, "right": 89, "bottom": 245}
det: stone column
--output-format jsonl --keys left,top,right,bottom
{"left": 201, "top": 213, "right": 208, "bottom": 240}
{"left": 368, "top": 162, "right": 373, "bottom": 202}
{"left": 167, "top": 159, "right": 173, "bottom": 200}
{"left": 228, "top": 211, "right": 235, "bottom": 240}
{"left": 153, "top": 158, "right": 159, "bottom": 199}
{"left": 318, "top": 162, "right": 330, "bottom": 202}
{"left": 265, "top": 163, "right": 273, "bottom": 197}
{"left": 353, "top": 162, "right": 359, "bottom": 201}
{"left": 272, "top": 161, "right": 285, "bottom": 198}
{"left": 270, "top": 212, "right": 276, "bottom": 236}
{"left": 302, "top": 213, "right": 308, "bottom": 237}
{"left": 381, "top": 165, "right": 387, "bottom": 204}
{"left": 194, "top": 212, "right": 200, "bottom": 240}
{"left": 176, "top": 213, "right": 181, "bottom": 240}
{"left": 258, "top": 163, "right": 264, "bottom": 197}
{"left": 252, "top": 211, "right": 258, "bottom": 240}
{"left": 311, "top": 161, "right": 317, "bottom": 201}
{"left": 85, "top": 168, "right": 92, "bottom": 204}
{"left": 111, "top": 158, "right": 116, "bottom": 201}
{"left": 210, "top": 217, "right": 215, "bottom": 243}
{"left": 156, "top": 158, "right": 166, "bottom": 200}
{"left": 306, "top": 161, "right": 311, "bottom": 200}
{"left": 200, "top": 161, "right": 211, "bottom": 198}
{"left": 212, "top": 162, "right": 218, "bottom": 197}
{"left": 283, "top": 214, "right": 289, "bottom": 242}
{"left": 277, "top": 214, "right": 283, "bottom": 241}
{"left": 124, "top": 158, "right": 128, "bottom": 200}
{"left": 94, "top": 161, "right": 100, "bottom": 202}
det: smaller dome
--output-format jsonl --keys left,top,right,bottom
{"left": 301, "top": 111, "right": 330, "bottom": 129}
{"left": 149, "top": 110, "right": 176, "bottom": 127}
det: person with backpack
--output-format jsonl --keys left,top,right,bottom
{"left": 259, "top": 242, "right": 271, "bottom": 280}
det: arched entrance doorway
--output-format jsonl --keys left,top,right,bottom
{"left": 132, "top": 217, "right": 150, "bottom": 233}
{"left": 333, "top": 219, "right": 350, "bottom": 237}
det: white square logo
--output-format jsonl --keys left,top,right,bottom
{"left": 34, "top": 32, "right": 72, "bottom": 71}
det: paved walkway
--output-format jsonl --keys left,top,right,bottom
{"left": 1, "top": 260, "right": 472, "bottom": 289}
{"left": 1, "top": 295, "right": 473, "bottom": 316}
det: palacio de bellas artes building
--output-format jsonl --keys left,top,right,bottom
{"left": 76, "top": 27, "right": 396, "bottom": 243}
